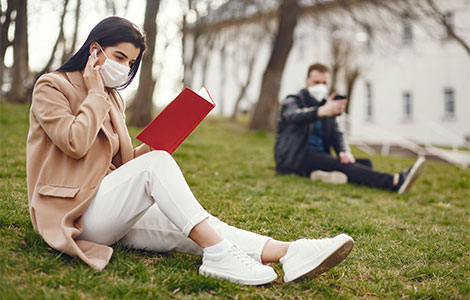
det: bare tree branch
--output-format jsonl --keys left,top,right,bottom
{"left": 40, "top": 0, "right": 69, "bottom": 74}
{"left": 231, "top": 49, "right": 257, "bottom": 121}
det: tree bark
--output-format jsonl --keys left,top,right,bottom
{"left": 249, "top": 0, "right": 300, "bottom": 131}
{"left": 128, "top": 0, "right": 161, "bottom": 127}
{"left": 0, "top": 1, "right": 14, "bottom": 90}
{"left": 8, "top": 0, "right": 29, "bottom": 103}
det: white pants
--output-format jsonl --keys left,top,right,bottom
{"left": 78, "top": 151, "right": 271, "bottom": 262}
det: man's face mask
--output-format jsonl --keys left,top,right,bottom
{"left": 307, "top": 84, "right": 328, "bottom": 101}
{"left": 96, "top": 45, "right": 130, "bottom": 88}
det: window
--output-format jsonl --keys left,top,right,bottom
{"left": 402, "top": 91, "right": 413, "bottom": 120}
{"left": 402, "top": 14, "right": 413, "bottom": 45}
{"left": 365, "top": 82, "right": 373, "bottom": 121}
{"left": 444, "top": 12, "right": 454, "bottom": 39}
{"left": 444, "top": 88, "right": 455, "bottom": 118}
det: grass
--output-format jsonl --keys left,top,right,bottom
{"left": 1, "top": 100, "right": 469, "bottom": 299}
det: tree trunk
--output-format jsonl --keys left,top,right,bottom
{"left": 8, "top": 0, "right": 29, "bottom": 103}
{"left": 0, "top": 1, "right": 14, "bottom": 90}
{"left": 218, "top": 45, "right": 226, "bottom": 115}
{"left": 128, "top": 0, "right": 160, "bottom": 127}
{"left": 231, "top": 52, "right": 256, "bottom": 122}
{"left": 200, "top": 35, "right": 215, "bottom": 88}
{"left": 183, "top": 30, "right": 202, "bottom": 88}
{"left": 249, "top": 0, "right": 300, "bottom": 131}
{"left": 329, "top": 38, "right": 343, "bottom": 94}
{"left": 344, "top": 66, "right": 360, "bottom": 136}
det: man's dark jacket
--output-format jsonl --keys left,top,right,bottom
{"left": 274, "top": 88, "right": 349, "bottom": 175}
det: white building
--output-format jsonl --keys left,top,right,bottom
{"left": 185, "top": 0, "right": 470, "bottom": 148}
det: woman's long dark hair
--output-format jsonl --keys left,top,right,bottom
{"left": 58, "top": 16, "right": 146, "bottom": 90}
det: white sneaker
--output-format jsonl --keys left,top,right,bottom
{"left": 199, "top": 244, "right": 277, "bottom": 285}
{"left": 280, "top": 234, "right": 354, "bottom": 282}
{"left": 397, "top": 157, "right": 426, "bottom": 195}
{"left": 310, "top": 170, "right": 348, "bottom": 184}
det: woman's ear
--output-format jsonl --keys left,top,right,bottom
{"left": 89, "top": 42, "right": 99, "bottom": 55}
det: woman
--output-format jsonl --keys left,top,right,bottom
{"left": 27, "top": 16, "right": 354, "bottom": 285}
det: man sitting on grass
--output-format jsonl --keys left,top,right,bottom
{"left": 274, "top": 62, "right": 425, "bottom": 194}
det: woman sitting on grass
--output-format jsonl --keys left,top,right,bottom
{"left": 27, "top": 16, "right": 354, "bottom": 285}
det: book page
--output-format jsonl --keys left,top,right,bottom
{"left": 197, "top": 87, "right": 215, "bottom": 104}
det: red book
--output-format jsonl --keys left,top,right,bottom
{"left": 136, "top": 87, "right": 215, "bottom": 154}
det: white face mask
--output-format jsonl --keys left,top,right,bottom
{"left": 307, "top": 84, "right": 329, "bottom": 101}
{"left": 96, "top": 46, "right": 130, "bottom": 88}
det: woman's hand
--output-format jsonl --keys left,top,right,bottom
{"left": 83, "top": 50, "right": 104, "bottom": 92}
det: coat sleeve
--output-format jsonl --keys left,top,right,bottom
{"left": 281, "top": 96, "right": 320, "bottom": 124}
{"left": 133, "top": 144, "right": 153, "bottom": 158}
{"left": 31, "top": 73, "right": 111, "bottom": 159}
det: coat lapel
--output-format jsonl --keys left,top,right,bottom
{"left": 107, "top": 90, "right": 134, "bottom": 164}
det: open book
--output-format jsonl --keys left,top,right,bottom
{"left": 136, "top": 87, "right": 215, "bottom": 154}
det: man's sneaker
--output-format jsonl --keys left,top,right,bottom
{"left": 199, "top": 244, "right": 277, "bottom": 285}
{"left": 397, "top": 157, "right": 426, "bottom": 195}
{"left": 310, "top": 170, "right": 348, "bottom": 184}
{"left": 280, "top": 234, "right": 354, "bottom": 282}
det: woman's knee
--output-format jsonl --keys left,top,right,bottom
{"left": 146, "top": 150, "right": 173, "bottom": 161}
{"left": 142, "top": 150, "right": 176, "bottom": 170}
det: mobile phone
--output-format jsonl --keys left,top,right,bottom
{"left": 333, "top": 94, "right": 347, "bottom": 100}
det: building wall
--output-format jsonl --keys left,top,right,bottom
{"left": 188, "top": 0, "right": 470, "bottom": 146}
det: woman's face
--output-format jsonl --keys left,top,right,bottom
{"left": 91, "top": 42, "right": 140, "bottom": 68}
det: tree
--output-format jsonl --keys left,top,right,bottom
{"left": 344, "top": 0, "right": 470, "bottom": 59}
{"left": 128, "top": 0, "right": 161, "bottom": 127}
{"left": 249, "top": 0, "right": 300, "bottom": 131}
{"left": 0, "top": 0, "right": 14, "bottom": 92}
{"left": 39, "top": 0, "right": 70, "bottom": 75}
{"left": 7, "top": 0, "right": 29, "bottom": 103}
{"left": 422, "top": 0, "right": 469, "bottom": 58}
{"left": 29, "top": 0, "right": 82, "bottom": 98}
{"left": 231, "top": 49, "right": 257, "bottom": 121}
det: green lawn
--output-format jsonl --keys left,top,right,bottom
{"left": 1, "top": 101, "right": 469, "bottom": 299}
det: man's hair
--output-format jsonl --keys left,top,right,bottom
{"left": 307, "top": 63, "right": 330, "bottom": 78}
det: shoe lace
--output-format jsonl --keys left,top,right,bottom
{"left": 228, "top": 245, "right": 259, "bottom": 269}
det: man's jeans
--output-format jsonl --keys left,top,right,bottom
{"left": 300, "top": 150, "right": 395, "bottom": 190}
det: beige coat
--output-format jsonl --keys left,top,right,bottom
{"left": 27, "top": 70, "right": 152, "bottom": 270}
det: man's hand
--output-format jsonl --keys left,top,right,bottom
{"left": 339, "top": 151, "right": 356, "bottom": 164}
{"left": 317, "top": 93, "right": 347, "bottom": 118}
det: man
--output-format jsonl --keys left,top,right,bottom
{"left": 274, "top": 63, "right": 425, "bottom": 194}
